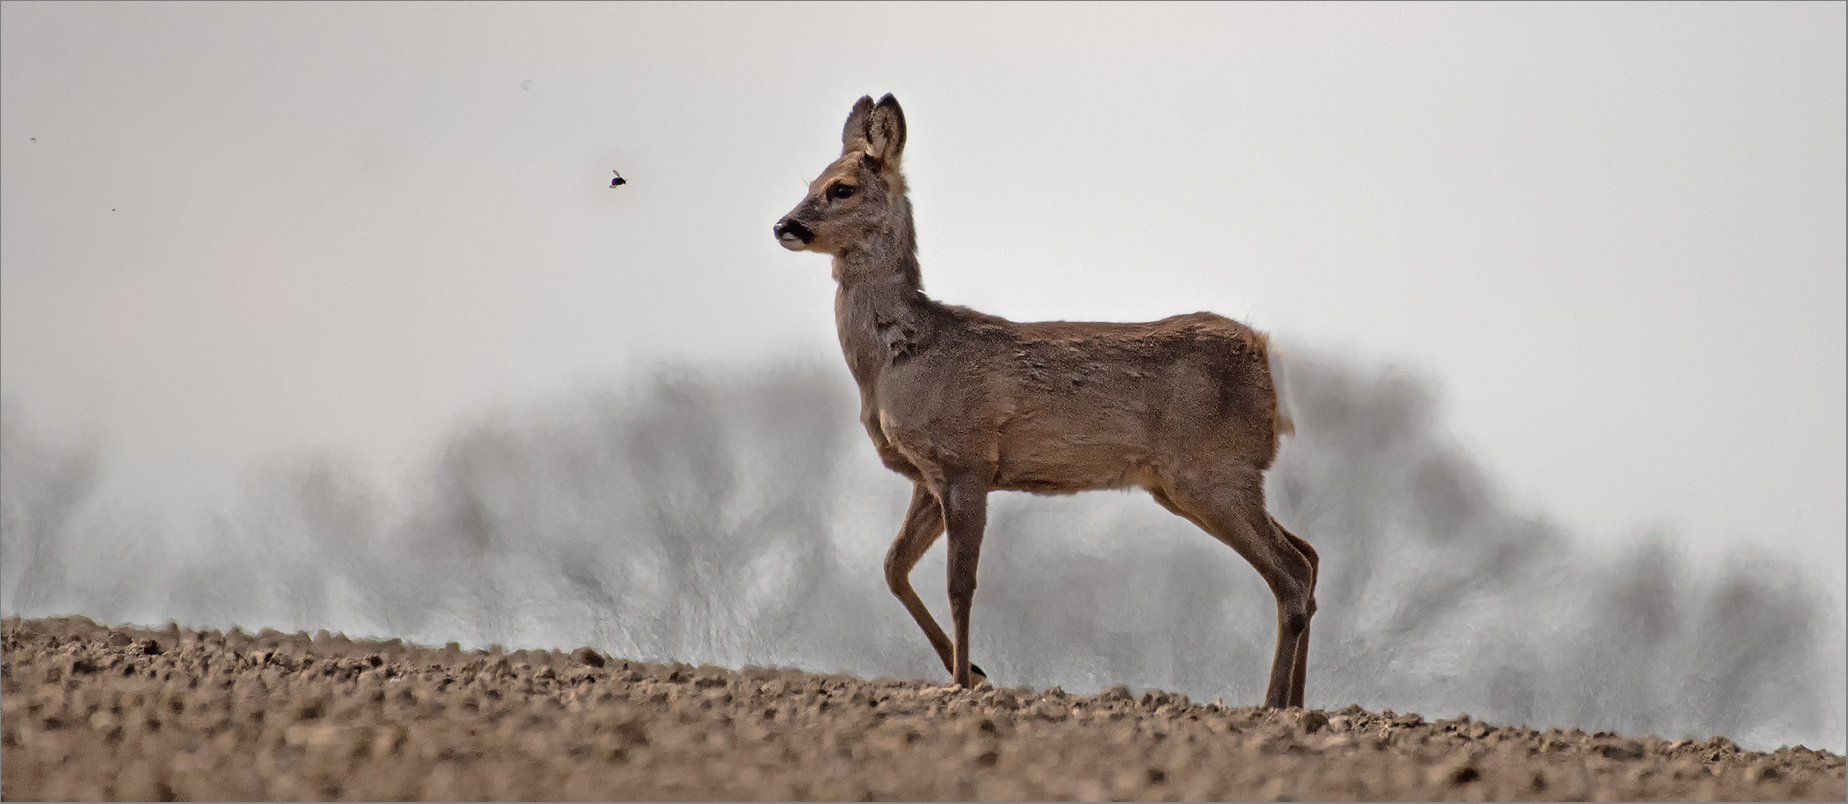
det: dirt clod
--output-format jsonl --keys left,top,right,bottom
{"left": 1443, "top": 764, "right": 1481, "bottom": 785}
{"left": 2, "top": 616, "right": 1841, "bottom": 801}
{"left": 572, "top": 647, "right": 606, "bottom": 668}
{"left": 1596, "top": 738, "right": 1648, "bottom": 761}
{"left": 1297, "top": 710, "right": 1329, "bottom": 734}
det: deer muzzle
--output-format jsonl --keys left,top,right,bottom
{"left": 774, "top": 218, "right": 814, "bottom": 249}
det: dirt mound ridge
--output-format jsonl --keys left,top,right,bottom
{"left": 2, "top": 616, "right": 1840, "bottom": 801}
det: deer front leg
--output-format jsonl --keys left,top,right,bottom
{"left": 885, "top": 483, "right": 986, "bottom": 684}
{"left": 884, "top": 485, "right": 953, "bottom": 670}
{"left": 940, "top": 473, "right": 989, "bottom": 689}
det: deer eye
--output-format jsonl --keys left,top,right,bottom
{"left": 827, "top": 183, "right": 856, "bottom": 201}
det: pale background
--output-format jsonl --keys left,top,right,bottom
{"left": 5, "top": 1, "right": 1841, "bottom": 588}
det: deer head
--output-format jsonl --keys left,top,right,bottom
{"left": 774, "top": 94, "right": 910, "bottom": 257}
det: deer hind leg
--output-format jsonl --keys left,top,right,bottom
{"left": 1160, "top": 469, "right": 1315, "bottom": 709}
{"left": 884, "top": 483, "right": 986, "bottom": 684}
{"left": 1271, "top": 514, "right": 1318, "bottom": 708}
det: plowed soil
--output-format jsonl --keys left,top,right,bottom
{"left": 2, "top": 617, "right": 1840, "bottom": 801}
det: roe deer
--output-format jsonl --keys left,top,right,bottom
{"left": 773, "top": 94, "right": 1319, "bottom": 708}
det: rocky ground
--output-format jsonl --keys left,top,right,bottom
{"left": 2, "top": 616, "right": 1841, "bottom": 801}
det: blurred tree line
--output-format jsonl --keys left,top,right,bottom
{"left": 2, "top": 352, "right": 1839, "bottom": 750}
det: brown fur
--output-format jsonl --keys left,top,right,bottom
{"left": 775, "top": 95, "right": 1319, "bottom": 708}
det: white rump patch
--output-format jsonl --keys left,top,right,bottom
{"left": 1268, "top": 341, "right": 1296, "bottom": 439}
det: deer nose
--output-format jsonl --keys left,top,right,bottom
{"left": 774, "top": 218, "right": 813, "bottom": 245}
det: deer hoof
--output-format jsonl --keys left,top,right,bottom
{"left": 969, "top": 663, "right": 988, "bottom": 685}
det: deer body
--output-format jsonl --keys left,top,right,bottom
{"left": 778, "top": 95, "right": 1318, "bottom": 707}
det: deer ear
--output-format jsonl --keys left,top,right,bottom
{"left": 841, "top": 96, "right": 877, "bottom": 155}
{"left": 867, "top": 94, "right": 907, "bottom": 165}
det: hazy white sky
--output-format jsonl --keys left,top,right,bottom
{"left": 3, "top": 2, "right": 1843, "bottom": 593}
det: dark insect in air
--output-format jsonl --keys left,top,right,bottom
{"left": 609, "top": 170, "right": 626, "bottom": 188}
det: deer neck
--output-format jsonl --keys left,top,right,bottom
{"left": 832, "top": 229, "right": 934, "bottom": 389}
